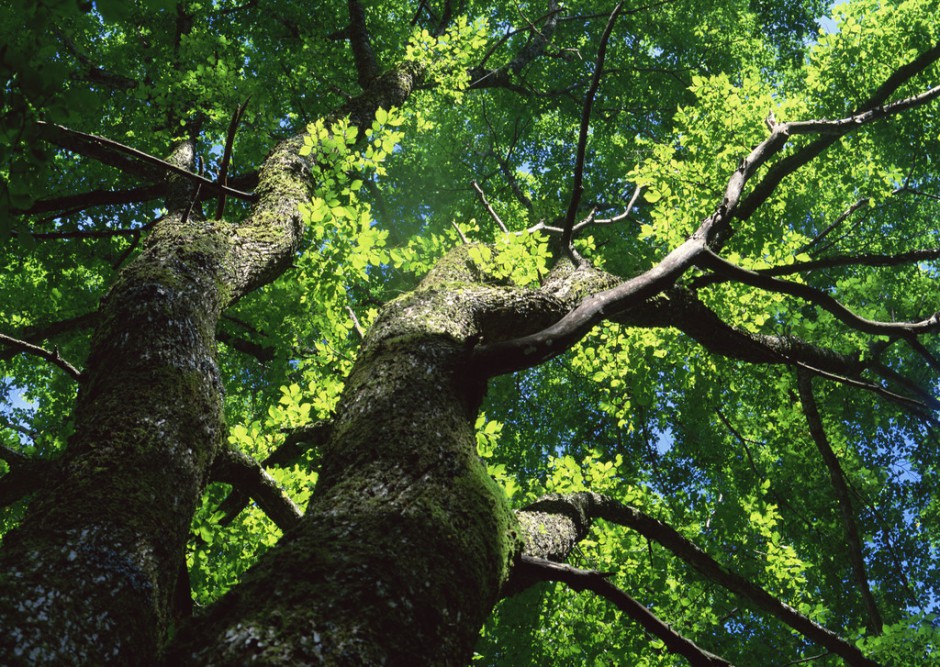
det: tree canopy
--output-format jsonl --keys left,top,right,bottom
{"left": 1, "top": 0, "right": 940, "bottom": 664}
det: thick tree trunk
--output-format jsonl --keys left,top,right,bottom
{"left": 0, "top": 136, "right": 308, "bottom": 664}
{"left": 0, "top": 210, "right": 232, "bottom": 664}
{"left": 166, "top": 250, "right": 552, "bottom": 665}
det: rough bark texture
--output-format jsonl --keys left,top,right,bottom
{"left": 0, "top": 211, "right": 233, "bottom": 664}
{"left": 167, "top": 248, "right": 552, "bottom": 665}
{"left": 0, "top": 134, "right": 309, "bottom": 664}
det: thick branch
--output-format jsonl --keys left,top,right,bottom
{"left": 347, "top": 0, "right": 379, "bottom": 87}
{"left": 797, "top": 372, "right": 883, "bottom": 635}
{"left": 472, "top": 237, "right": 703, "bottom": 376}
{"left": 37, "top": 122, "right": 257, "bottom": 202}
{"left": 531, "top": 493, "right": 879, "bottom": 666}
{"left": 214, "top": 421, "right": 331, "bottom": 525}
{"left": 211, "top": 448, "right": 302, "bottom": 533}
{"left": 516, "top": 555, "right": 733, "bottom": 666}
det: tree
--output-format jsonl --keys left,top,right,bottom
{"left": 1, "top": 0, "right": 939, "bottom": 663}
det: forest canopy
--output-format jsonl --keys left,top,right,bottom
{"left": 1, "top": 0, "right": 940, "bottom": 665}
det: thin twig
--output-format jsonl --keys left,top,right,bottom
{"left": 561, "top": 1, "right": 624, "bottom": 259}
{"left": 470, "top": 181, "right": 509, "bottom": 232}
{"left": 215, "top": 98, "right": 250, "bottom": 220}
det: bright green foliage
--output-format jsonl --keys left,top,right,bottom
{"left": 3, "top": 0, "right": 940, "bottom": 664}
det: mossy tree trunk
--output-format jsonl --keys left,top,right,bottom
{"left": 166, "top": 248, "right": 605, "bottom": 665}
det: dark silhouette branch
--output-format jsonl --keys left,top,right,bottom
{"left": 214, "top": 98, "right": 250, "bottom": 220}
{"left": 211, "top": 448, "right": 303, "bottom": 533}
{"left": 692, "top": 248, "right": 940, "bottom": 289}
{"left": 0, "top": 333, "right": 83, "bottom": 382}
{"left": 516, "top": 555, "right": 733, "bottom": 666}
{"left": 17, "top": 184, "right": 167, "bottom": 216}
{"left": 695, "top": 248, "right": 940, "bottom": 337}
{"left": 529, "top": 493, "right": 880, "bottom": 666}
{"left": 215, "top": 330, "right": 276, "bottom": 363}
{"left": 0, "top": 446, "right": 51, "bottom": 508}
{"left": 347, "top": 0, "right": 379, "bottom": 87}
{"left": 797, "top": 371, "right": 883, "bottom": 635}
{"left": 37, "top": 122, "right": 257, "bottom": 202}
{"left": 800, "top": 197, "right": 871, "bottom": 254}
{"left": 561, "top": 1, "right": 623, "bottom": 259}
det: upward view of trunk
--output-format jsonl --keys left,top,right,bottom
{"left": 3, "top": 2, "right": 939, "bottom": 664}
{"left": 167, "top": 249, "right": 592, "bottom": 665}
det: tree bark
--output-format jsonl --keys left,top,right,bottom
{"left": 167, "top": 248, "right": 554, "bottom": 665}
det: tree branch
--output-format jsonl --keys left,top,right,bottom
{"left": 695, "top": 248, "right": 940, "bottom": 337}
{"left": 37, "top": 122, "right": 257, "bottom": 202}
{"left": 16, "top": 184, "right": 167, "bottom": 216}
{"left": 734, "top": 47, "right": 940, "bottom": 226}
{"left": 0, "top": 333, "right": 83, "bottom": 382}
{"left": 529, "top": 493, "right": 880, "bottom": 666}
{"left": 799, "top": 197, "right": 871, "bottom": 254}
{"left": 214, "top": 421, "right": 331, "bottom": 525}
{"left": 211, "top": 448, "right": 302, "bottom": 532}
{"left": 347, "top": 0, "right": 379, "bottom": 87}
{"left": 693, "top": 248, "right": 940, "bottom": 288}
{"left": 796, "top": 371, "right": 883, "bottom": 635}
{"left": 515, "top": 555, "right": 734, "bottom": 666}
{"left": 561, "top": 1, "right": 623, "bottom": 258}
{"left": 214, "top": 98, "right": 250, "bottom": 220}
{"left": 470, "top": 181, "right": 509, "bottom": 232}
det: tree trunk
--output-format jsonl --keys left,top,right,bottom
{"left": 166, "top": 249, "right": 566, "bottom": 665}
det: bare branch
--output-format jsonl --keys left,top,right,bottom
{"left": 561, "top": 1, "right": 623, "bottom": 258}
{"left": 215, "top": 98, "right": 250, "bottom": 220}
{"left": 695, "top": 248, "right": 940, "bottom": 337}
{"left": 515, "top": 555, "right": 734, "bottom": 666}
{"left": 797, "top": 371, "right": 883, "bottom": 635}
{"left": 17, "top": 223, "right": 155, "bottom": 241}
{"left": 470, "top": 181, "right": 509, "bottom": 232}
{"left": 16, "top": 184, "right": 167, "bottom": 217}
{"left": 694, "top": 248, "right": 940, "bottom": 288}
{"left": 535, "top": 493, "right": 880, "bottom": 666}
{"left": 37, "top": 122, "right": 257, "bottom": 202}
{"left": 799, "top": 197, "right": 871, "bottom": 254}
{"left": 211, "top": 448, "right": 302, "bottom": 532}
{"left": 0, "top": 333, "right": 83, "bottom": 382}
{"left": 572, "top": 183, "right": 643, "bottom": 232}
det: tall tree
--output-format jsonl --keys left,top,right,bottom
{"left": 1, "top": 0, "right": 939, "bottom": 664}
